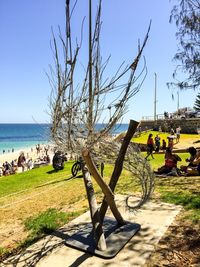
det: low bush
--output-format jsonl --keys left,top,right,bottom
{"left": 24, "top": 208, "right": 81, "bottom": 238}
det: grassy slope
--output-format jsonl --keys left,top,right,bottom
{"left": 0, "top": 162, "right": 74, "bottom": 198}
{"left": 0, "top": 153, "right": 198, "bottom": 216}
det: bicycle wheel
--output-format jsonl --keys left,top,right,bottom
{"left": 71, "top": 162, "right": 81, "bottom": 177}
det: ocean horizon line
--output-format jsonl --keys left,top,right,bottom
{"left": 0, "top": 122, "right": 130, "bottom": 125}
{"left": 0, "top": 123, "right": 129, "bottom": 155}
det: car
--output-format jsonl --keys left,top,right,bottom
{"left": 195, "top": 111, "right": 200, "bottom": 118}
{"left": 185, "top": 110, "right": 197, "bottom": 118}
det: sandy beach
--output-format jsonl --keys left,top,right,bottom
{"left": 0, "top": 144, "right": 54, "bottom": 166}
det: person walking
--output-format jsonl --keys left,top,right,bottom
{"left": 155, "top": 134, "right": 161, "bottom": 152}
{"left": 145, "top": 133, "right": 155, "bottom": 160}
{"left": 176, "top": 126, "right": 181, "bottom": 143}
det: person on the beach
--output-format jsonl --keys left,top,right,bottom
{"left": 17, "top": 152, "right": 26, "bottom": 172}
{"left": 145, "top": 133, "right": 155, "bottom": 160}
{"left": 0, "top": 165, "right": 3, "bottom": 176}
{"left": 46, "top": 154, "right": 51, "bottom": 163}
{"left": 3, "top": 161, "right": 11, "bottom": 175}
{"left": 44, "top": 145, "right": 49, "bottom": 156}
{"left": 27, "top": 158, "right": 33, "bottom": 170}
{"left": 36, "top": 144, "right": 40, "bottom": 155}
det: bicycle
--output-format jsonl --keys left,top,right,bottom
{"left": 71, "top": 160, "right": 104, "bottom": 177}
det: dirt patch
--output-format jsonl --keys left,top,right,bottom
{"left": 0, "top": 180, "right": 88, "bottom": 250}
{"left": 148, "top": 173, "right": 200, "bottom": 267}
{"left": 145, "top": 212, "right": 200, "bottom": 267}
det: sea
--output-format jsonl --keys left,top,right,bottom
{"left": 0, "top": 123, "right": 129, "bottom": 155}
{"left": 0, "top": 124, "right": 51, "bottom": 155}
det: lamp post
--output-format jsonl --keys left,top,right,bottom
{"left": 88, "top": 0, "right": 93, "bottom": 135}
{"left": 154, "top": 73, "right": 157, "bottom": 121}
{"left": 177, "top": 89, "right": 179, "bottom": 111}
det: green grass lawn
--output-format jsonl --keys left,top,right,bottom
{"left": 0, "top": 152, "right": 196, "bottom": 203}
{"left": 0, "top": 162, "right": 74, "bottom": 198}
{"left": 132, "top": 130, "right": 200, "bottom": 144}
{"left": 0, "top": 151, "right": 199, "bottom": 258}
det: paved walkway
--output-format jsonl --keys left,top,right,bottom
{"left": 1, "top": 195, "right": 181, "bottom": 267}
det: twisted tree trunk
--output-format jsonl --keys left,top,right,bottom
{"left": 82, "top": 149, "right": 125, "bottom": 226}
{"left": 82, "top": 163, "right": 107, "bottom": 251}
{"left": 99, "top": 119, "right": 139, "bottom": 222}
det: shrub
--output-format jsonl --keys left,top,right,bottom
{"left": 24, "top": 208, "right": 79, "bottom": 238}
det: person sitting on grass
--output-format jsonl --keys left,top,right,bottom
{"left": 0, "top": 165, "right": 3, "bottom": 176}
{"left": 180, "top": 147, "right": 197, "bottom": 173}
{"left": 185, "top": 150, "right": 200, "bottom": 176}
{"left": 155, "top": 147, "right": 181, "bottom": 176}
{"left": 17, "top": 152, "right": 26, "bottom": 172}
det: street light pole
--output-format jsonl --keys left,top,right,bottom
{"left": 154, "top": 73, "right": 157, "bottom": 121}
{"left": 88, "top": 0, "right": 93, "bottom": 133}
{"left": 177, "top": 89, "right": 179, "bottom": 111}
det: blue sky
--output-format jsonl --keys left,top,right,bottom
{"left": 0, "top": 0, "right": 197, "bottom": 123}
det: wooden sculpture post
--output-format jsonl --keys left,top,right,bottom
{"left": 80, "top": 119, "right": 139, "bottom": 252}
{"left": 99, "top": 120, "right": 139, "bottom": 222}
{"left": 82, "top": 163, "right": 107, "bottom": 251}
{"left": 51, "top": 0, "right": 149, "bottom": 257}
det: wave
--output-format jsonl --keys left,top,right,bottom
{"left": 0, "top": 136, "right": 47, "bottom": 141}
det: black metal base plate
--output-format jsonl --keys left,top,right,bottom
{"left": 65, "top": 217, "right": 141, "bottom": 259}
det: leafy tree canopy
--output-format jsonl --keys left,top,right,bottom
{"left": 170, "top": 0, "right": 200, "bottom": 90}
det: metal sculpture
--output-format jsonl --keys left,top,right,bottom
{"left": 49, "top": 0, "right": 154, "bottom": 257}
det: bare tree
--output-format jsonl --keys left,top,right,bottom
{"left": 49, "top": 0, "right": 149, "bottom": 153}
{"left": 49, "top": 0, "right": 154, "bottom": 252}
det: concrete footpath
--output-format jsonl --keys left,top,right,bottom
{"left": 1, "top": 195, "right": 181, "bottom": 267}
